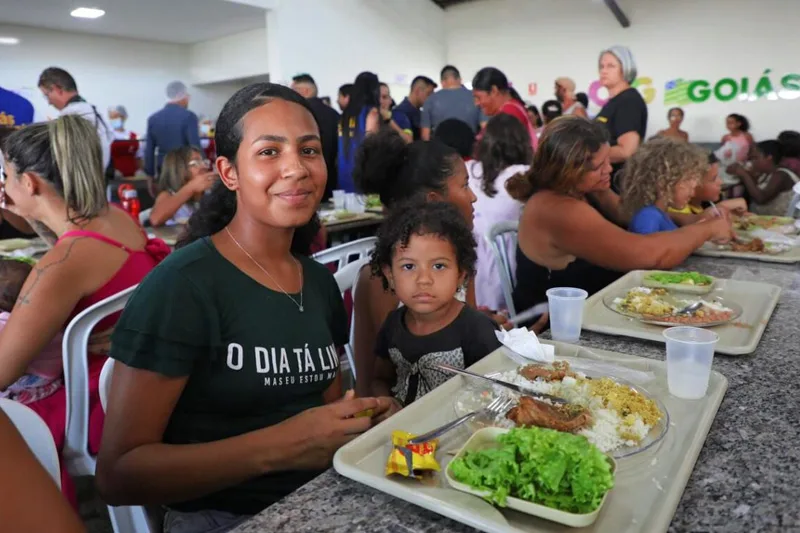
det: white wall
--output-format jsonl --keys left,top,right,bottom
{"left": 445, "top": 0, "right": 800, "bottom": 141}
{"left": 267, "top": 0, "right": 447, "bottom": 102}
{"left": 189, "top": 27, "right": 269, "bottom": 85}
{"left": 0, "top": 24, "right": 257, "bottom": 133}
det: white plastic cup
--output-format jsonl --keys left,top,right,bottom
{"left": 546, "top": 287, "right": 588, "bottom": 343}
{"left": 332, "top": 190, "right": 345, "bottom": 210}
{"left": 663, "top": 326, "right": 718, "bottom": 400}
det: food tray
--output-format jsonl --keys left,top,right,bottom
{"left": 334, "top": 342, "right": 728, "bottom": 533}
{"left": 445, "top": 427, "right": 617, "bottom": 528}
{"left": 582, "top": 270, "right": 780, "bottom": 355}
{"left": 602, "top": 291, "right": 743, "bottom": 328}
{"left": 641, "top": 270, "right": 715, "bottom": 294}
{"left": 693, "top": 241, "right": 800, "bottom": 264}
{"left": 147, "top": 225, "right": 185, "bottom": 246}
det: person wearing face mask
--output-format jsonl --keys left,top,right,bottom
{"left": 657, "top": 107, "right": 688, "bottom": 142}
{"left": 595, "top": 46, "right": 648, "bottom": 187}
{"left": 108, "top": 105, "right": 134, "bottom": 140}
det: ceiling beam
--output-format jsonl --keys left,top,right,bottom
{"left": 603, "top": 0, "right": 630, "bottom": 28}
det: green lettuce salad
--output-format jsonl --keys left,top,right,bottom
{"left": 646, "top": 271, "right": 712, "bottom": 286}
{"left": 449, "top": 427, "right": 614, "bottom": 514}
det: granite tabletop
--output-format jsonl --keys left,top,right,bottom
{"left": 233, "top": 257, "right": 800, "bottom": 533}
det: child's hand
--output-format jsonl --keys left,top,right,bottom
{"left": 370, "top": 397, "right": 403, "bottom": 424}
{"left": 478, "top": 306, "right": 512, "bottom": 330}
{"left": 718, "top": 198, "right": 748, "bottom": 216}
{"left": 529, "top": 312, "right": 549, "bottom": 334}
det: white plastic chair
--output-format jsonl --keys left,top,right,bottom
{"left": 62, "top": 285, "right": 159, "bottom": 533}
{"left": 62, "top": 285, "right": 137, "bottom": 477}
{"left": 138, "top": 208, "right": 152, "bottom": 226}
{"left": 98, "top": 358, "right": 158, "bottom": 533}
{"left": 333, "top": 258, "right": 370, "bottom": 387}
{"left": 787, "top": 181, "right": 800, "bottom": 217}
{"left": 485, "top": 220, "right": 519, "bottom": 317}
{"left": 0, "top": 398, "right": 61, "bottom": 488}
{"left": 312, "top": 237, "right": 377, "bottom": 271}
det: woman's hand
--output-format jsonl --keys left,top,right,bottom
{"left": 275, "top": 394, "right": 380, "bottom": 470}
{"left": 707, "top": 215, "right": 734, "bottom": 244}
{"left": 189, "top": 171, "right": 216, "bottom": 194}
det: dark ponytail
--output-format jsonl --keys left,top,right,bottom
{"left": 353, "top": 129, "right": 461, "bottom": 208}
{"left": 176, "top": 82, "right": 321, "bottom": 255}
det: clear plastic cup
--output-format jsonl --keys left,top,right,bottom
{"left": 663, "top": 326, "right": 718, "bottom": 400}
{"left": 546, "top": 287, "right": 588, "bottom": 343}
{"left": 332, "top": 190, "right": 345, "bottom": 210}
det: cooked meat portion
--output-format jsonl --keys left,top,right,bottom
{"left": 730, "top": 238, "right": 765, "bottom": 253}
{"left": 506, "top": 396, "right": 593, "bottom": 433}
{"left": 519, "top": 361, "right": 576, "bottom": 382}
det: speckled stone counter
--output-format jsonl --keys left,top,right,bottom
{"left": 233, "top": 257, "right": 800, "bottom": 533}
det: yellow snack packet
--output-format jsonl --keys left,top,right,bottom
{"left": 385, "top": 430, "right": 440, "bottom": 479}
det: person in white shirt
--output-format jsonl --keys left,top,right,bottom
{"left": 38, "top": 67, "right": 113, "bottom": 170}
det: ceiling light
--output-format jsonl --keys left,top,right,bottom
{"left": 0, "top": 37, "right": 20, "bottom": 45}
{"left": 70, "top": 7, "right": 106, "bottom": 19}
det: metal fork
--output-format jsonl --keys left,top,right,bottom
{"left": 407, "top": 396, "right": 515, "bottom": 445}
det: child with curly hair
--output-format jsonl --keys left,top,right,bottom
{"left": 668, "top": 153, "right": 748, "bottom": 226}
{"left": 370, "top": 201, "right": 501, "bottom": 408}
{"left": 622, "top": 137, "right": 709, "bottom": 235}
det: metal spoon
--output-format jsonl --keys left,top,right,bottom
{"left": 676, "top": 301, "right": 703, "bottom": 315}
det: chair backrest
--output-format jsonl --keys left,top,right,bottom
{"left": 313, "top": 237, "right": 377, "bottom": 272}
{"left": 99, "top": 358, "right": 115, "bottom": 412}
{"left": 0, "top": 398, "right": 61, "bottom": 488}
{"left": 485, "top": 220, "right": 519, "bottom": 317}
{"left": 333, "top": 257, "right": 369, "bottom": 385}
{"left": 62, "top": 285, "right": 138, "bottom": 477}
{"left": 787, "top": 180, "right": 800, "bottom": 217}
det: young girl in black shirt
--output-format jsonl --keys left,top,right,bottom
{"left": 370, "top": 201, "right": 501, "bottom": 407}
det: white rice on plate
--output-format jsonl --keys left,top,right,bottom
{"left": 492, "top": 369, "right": 655, "bottom": 453}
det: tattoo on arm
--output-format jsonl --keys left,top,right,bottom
{"left": 17, "top": 237, "right": 86, "bottom": 306}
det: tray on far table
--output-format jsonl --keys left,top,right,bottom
{"left": 334, "top": 342, "right": 728, "bottom": 533}
{"left": 581, "top": 270, "right": 781, "bottom": 355}
{"left": 693, "top": 241, "right": 800, "bottom": 264}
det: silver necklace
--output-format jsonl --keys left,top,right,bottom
{"left": 225, "top": 227, "right": 304, "bottom": 312}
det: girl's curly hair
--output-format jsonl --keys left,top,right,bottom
{"left": 369, "top": 201, "right": 477, "bottom": 291}
{"left": 620, "top": 137, "right": 708, "bottom": 217}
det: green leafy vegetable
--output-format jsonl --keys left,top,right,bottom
{"left": 450, "top": 427, "right": 614, "bottom": 514}
{"left": 646, "top": 271, "right": 712, "bottom": 286}
{"left": 10, "top": 256, "right": 36, "bottom": 266}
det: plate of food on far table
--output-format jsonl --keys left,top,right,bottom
{"left": 718, "top": 237, "right": 792, "bottom": 255}
{"left": 733, "top": 215, "right": 798, "bottom": 235}
{"left": 602, "top": 286, "right": 742, "bottom": 327}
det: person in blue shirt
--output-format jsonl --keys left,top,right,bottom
{"left": 0, "top": 87, "right": 34, "bottom": 128}
{"left": 144, "top": 81, "right": 201, "bottom": 177}
{"left": 622, "top": 137, "right": 711, "bottom": 235}
{"left": 391, "top": 76, "right": 437, "bottom": 141}
{"left": 338, "top": 72, "right": 381, "bottom": 192}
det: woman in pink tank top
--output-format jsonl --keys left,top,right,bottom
{"left": 0, "top": 116, "right": 169, "bottom": 505}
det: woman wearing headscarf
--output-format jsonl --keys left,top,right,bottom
{"left": 595, "top": 45, "right": 648, "bottom": 187}
{"left": 555, "top": 77, "right": 587, "bottom": 118}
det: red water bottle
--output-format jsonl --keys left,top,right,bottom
{"left": 117, "top": 184, "right": 141, "bottom": 223}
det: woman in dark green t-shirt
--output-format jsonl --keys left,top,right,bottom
{"left": 96, "top": 84, "right": 393, "bottom": 532}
